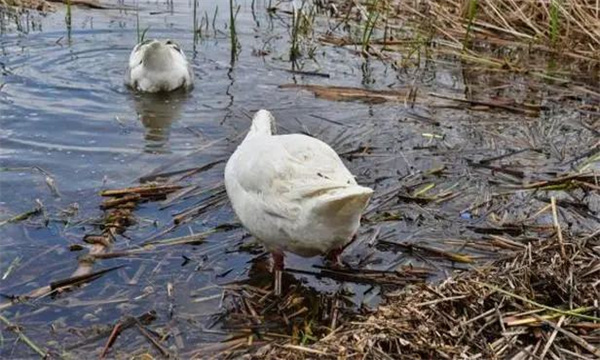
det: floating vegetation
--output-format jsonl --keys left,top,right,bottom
{"left": 280, "top": 84, "right": 544, "bottom": 115}
{"left": 0, "top": 203, "right": 42, "bottom": 227}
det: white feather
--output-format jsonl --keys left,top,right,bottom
{"left": 224, "top": 110, "right": 373, "bottom": 256}
{"left": 125, "top": 39, "right": 193, "bottom": 93}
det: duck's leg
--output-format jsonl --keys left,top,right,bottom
{"left": 325, "top": 233, "right": 358, "bottom": 268}
{"left": 325, "top": 247, "right": 344, "bottom": 268}
{"left": 271, "top": 250, "right": 284, "bottom": 296}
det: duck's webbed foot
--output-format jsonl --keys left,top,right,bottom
{"left": 271, "top": 250, "right": 284, "bottom": 296}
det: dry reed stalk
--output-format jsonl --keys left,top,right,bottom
{"left": 247, "top": 233, "right": 600, "bottom": 359}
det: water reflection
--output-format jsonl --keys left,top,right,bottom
{"left": 130, "top": 90, "right": 189, "bottom": 154}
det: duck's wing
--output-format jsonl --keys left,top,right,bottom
{"left": 227, "top": 134, "right": 358, "bottom": 221}
{"left": 128, "top": 42, "right": 147, "bottom": 68}
{"left": 278, "top": 133, "right": 357, "bottom": 186}
{"left": 277, "top": 134, "right": 374, "bottom": 222}
{"left": 124, "top": 45, "right": 145, "bottom": 87}
{"left": 184, "top": 62, "right": 195, "bottom": 89}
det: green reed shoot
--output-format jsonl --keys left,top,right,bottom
{"left": 229, "top": 0, "right": 239, "bottom": 62}
{"left": 65, "top": 0, "right": 72, "bottom": 31}
{"left": 135, "top": 3, "right": 149, "bottom": 43}
{"left": 140, "top": 27, "right": 149, "bottom": 42}
{"left": 212, "top": 6, "right": 218, "bottom": 33}
{"left": 290, "top": 5, "right": 300, "bottom": 61}
{"left": 204, "top": 11, "right": 209, "bottom": 34}
{"left": 136, "top": 1, "right": 139, "bottom": 37}
{"left": 463, "top": 0, "right": 477, "bottom": 49}
{"left": 193, "top": 0, "right": 198, "bottom": 41}
{"left": 289, "top": 1, "right": 316, "bottom": 62}
{"left": 361, "top": 1, "right": 380, "bottom": 54}
{"left": 550, "top": 0, "right": 560, "bottom": 47}
{"left": 196, "top": 7, "right": 217, "bottom": 41}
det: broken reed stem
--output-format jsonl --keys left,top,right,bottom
{"left": 0, "top": 207, "right": 42, "bottom": 227}
{"left": 100, "top": 185, "right": 182, "bottom": 197}
{"left": 541, "top": 318, "right": 600, "bottom": 357}
{"left": 539, "top": 315, "right": 565, "bottom": 359}
{"left": 0, "top": 314, "right": 47, "bottom": 358}
{"left": 550, "top": 196, "right": 567, "bottom": 258}
{"left": 135, "top": 322, "right": 172, "bottom": 357}
{"left": 505, "top": 306, "right": 595, "bottom": 326}
{"left": 478, "top": 283, "right": 600, "bottom": 322}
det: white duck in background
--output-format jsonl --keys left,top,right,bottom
{"left": 224, "top": 110, "right": 373, "bottom": 294}
{"left": 125, "top": 39, "right": 194, "bottom": 93}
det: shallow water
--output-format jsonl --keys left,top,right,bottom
{"left": 1, "top": 0, "right": 599, "bottom": 357}
{"left": 0, "top": 1, "right": 396, "bottom": 356}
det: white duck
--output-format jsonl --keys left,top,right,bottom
{"left": 125, "top": 39, "right": 193, "bottom": 93}
{"left": 224, "top": 110, "right": 373, "bottom": 294}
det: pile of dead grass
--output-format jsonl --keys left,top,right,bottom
{"left": 254, "top": 232, "right": 600, "bottom": 359}
{"left": 413, "top": 0, "right": 600, "bottom": 55}
{"left": 326, "top": 0, "right": 600, "bottom": 69}
{"left": 0, "top": 0, "right": 52, "bottom": 11}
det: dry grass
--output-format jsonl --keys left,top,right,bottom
{"left": 0, "top": 0, "right": 52, "bottom": 11}
{"left": 324, "top": 0, "right": 600, "bottom": 71}
{"left": 0, "top": 0, "right": 112, "bottom": 12}
{"left": 254, "top": 233, "right": 600, "bottom": 359}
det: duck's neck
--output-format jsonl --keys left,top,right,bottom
{"left": 247, "top": 110, "right": 275, "bottom": 139}
{"left": 143, "top": 47, "right": 176, "bottom": 72}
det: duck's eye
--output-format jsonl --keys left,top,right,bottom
{"left": 165, "top": 40, "right": 173, "bottom": 45}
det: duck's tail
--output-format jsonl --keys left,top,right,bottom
{"left": 313, "top": 185, "right": 374, "bottom": 218}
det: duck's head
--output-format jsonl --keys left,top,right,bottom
{"left": 135, "top": 39, "right": 186, "bottom": 71}
{"left": 250, "top": 109, "right": 276, "bottom": 136}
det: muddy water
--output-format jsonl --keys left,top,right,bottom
{"left": 1, "top": 0, "right": 599, "bottom": 357}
